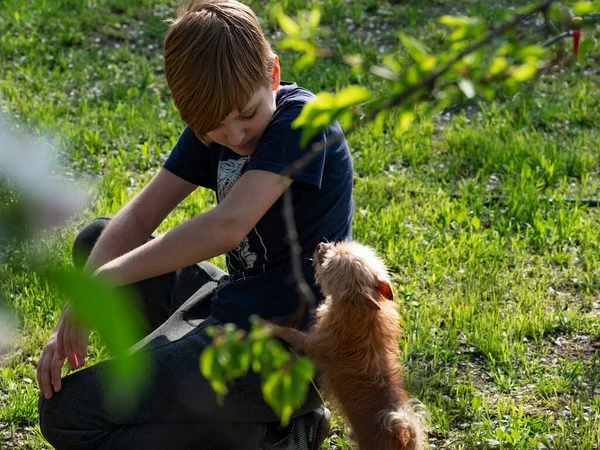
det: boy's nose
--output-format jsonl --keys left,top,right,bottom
{"left": 228, "top": 128, "right": 246, "bottom": 147}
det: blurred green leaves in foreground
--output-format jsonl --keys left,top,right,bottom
{"left": 44, "top": 268, "right": 150, "bottom": 407}
{"left": 0, "top": 124, "right": 149, "bottom": 407}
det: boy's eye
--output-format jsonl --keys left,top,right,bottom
{"left": 240, "top": 109, "right": 257, "bottom": 120}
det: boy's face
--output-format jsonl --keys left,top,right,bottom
{"left": 206, "top": 57, "right": 280, "bottom": 156}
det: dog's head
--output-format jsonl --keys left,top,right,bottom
{"left": 313, "top": 241, "right": 393, "bottom": 310}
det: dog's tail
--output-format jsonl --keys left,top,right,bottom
{"left": 380, "top": 399, "right": 429, "bottom": 449}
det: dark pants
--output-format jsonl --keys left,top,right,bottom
{"left": 38, "top": 217, "right": 320, "bottom": 450}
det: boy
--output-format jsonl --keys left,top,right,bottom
{"left": 36, "top": 0, "right": 354, "bottom": 448}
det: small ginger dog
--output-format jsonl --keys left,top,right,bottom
{"left": 269, "top": 241, "right": 427, "bottom": 450}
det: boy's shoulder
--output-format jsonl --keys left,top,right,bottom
{"left": 275, "top": 81, "right": 315, "bottom": 112}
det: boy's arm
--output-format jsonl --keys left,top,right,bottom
{"left": 95, "top": 170, "right": 293, "bottom": 286}
{"left": 84, "top": 168, "right": 197, "bottom": 273}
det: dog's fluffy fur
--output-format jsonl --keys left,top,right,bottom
{"left": 271, "top": 241, "right": 427, "bottom": 450}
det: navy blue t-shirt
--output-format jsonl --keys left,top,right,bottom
{"left": 163, "top": 82, "right": 354, "bottom": 328}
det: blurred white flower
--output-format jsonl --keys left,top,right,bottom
{"left": 0, "top": 124, "right": 86, "bottom": 230}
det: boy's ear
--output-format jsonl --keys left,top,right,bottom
{"left": 270, "top": 54, "right": 280, "bottom": 90}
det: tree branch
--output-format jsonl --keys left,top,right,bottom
{"left": 278, "top": 0, "right": 557, "bottom": 323}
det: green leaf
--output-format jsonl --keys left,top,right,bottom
{"left": 471, "top": 396, "right": 482, "bottom": 410}
{"left": 263, "top": 370, "right": 284, "bottom": 415}
{"left": 573, "top": 2, "right": 600, "bottom": 14}
{"left": 337, "top": 109, "right": 354, "bottom": 131}
{"left": 279, "top": 37, "right": 314, "bottom": 53}
{"left": 382, "top": 55, "right": 402, "bottom": 73}
{"left": 458, "top": 79, "right": 475, "bottom": 99}
{"left": 395, "top": 109, "right": 415, "bottom": 137}
{"left": 308, "top": 8, "right": 321, "bottom": 28}
{"left": 216, "top": 341, "right": 231, "bottom": 368}
{"left": 516, "top": 45, "right": 547, "bottom": 60}
{"left": 510, "top": 63, "right": 537, "bottom": 82}
{"left": 293, "top": 52, "right": 316, "bottom": 72}
{"left": 335, "top": 85, "right": 372, "bottom": 108}
{"left": 398, "top": 32, "right": 431, "bottom": 64}
{"left": 251, "top": 339, "right": 264, "bottom": 372}
{"left": 293, "top": 357, "right": 315, "bottom": 380}
{"left": 404, "top": 66, "right": 420, "bottom": 86}
{"left": 578, "top": 36, "right": 596, "bottom": 63}
{"left": 373, "top": 110, "right": 388, "bottom": 137}
{"left": 45, "top": 268, "right": 145, "bottom": 356}
{"left": 439, "top": 15, "right": 482, "bottom": 27}
{"left": 481, "top": 85, "right": 496, "bottom": 101}
{"left": 281, "top": 371, "right": 294, "bottom": 426}
{"left": 200, "top": 346, "right": 216, "bottom": 379}
{"left": 472, "top": 216, "right": 481, "bottom": 230}
{"left": 236, "top": 340, "right": 252, "bottom": 376}
{"left": 449, "top": 27, "right": 468, "bottom": 42}
{"left": 273, "top": 5, "right": 300, "bottom": 36}
{"left": 293, "top": 87, "right": 369, "bottom": 146}
{"left": 510, "top": 429, "right": 520, "bottom": 443}
{"left": 419, "top": 56, "right": 437, "bottom": 71}
{"left": 44, "top": 268, "right": 150, "bottom": 400}
{"left": 488, "top": 57, "right": 508, "bottom": 76}
{"left": 200, "top": 345, "right": 227, "bottom": 400}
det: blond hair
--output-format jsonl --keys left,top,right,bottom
{"left": 164, "top": 0, "right": 274, "bottom": 143}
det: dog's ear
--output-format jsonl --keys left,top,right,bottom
{"left": 377, "top": 279, "right": 394, "bottom": 301}
{"left": 361, "top": 295, "right": 381, "bottom": 310}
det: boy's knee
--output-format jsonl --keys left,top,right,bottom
{"left": 38, "top": 394, "right": 63, "bottom": 448}
{"left": 38, "top": 391, "right": 96, "bottom": 450}
{"left": 72, "top": 216, "right": 111, "bottom": 270}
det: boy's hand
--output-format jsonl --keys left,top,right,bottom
{"left": 56, "top": 307, "right": 89, "bottom": 370}
{"left": 36, "top": 308, "right": 89, "bottom": 400}
{"left": 256, "top": 319, "right": 282, "bottom": 338}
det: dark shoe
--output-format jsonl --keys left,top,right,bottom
{"left": 259, "top": 406, "right": 331, "bottom": 450}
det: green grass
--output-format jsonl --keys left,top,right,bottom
{"left": 2, "top": 0, "right": 600, "bottom": 448}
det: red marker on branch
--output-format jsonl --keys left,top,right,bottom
{"left": 572, "top": 17, "right": 582, "bottom": 58}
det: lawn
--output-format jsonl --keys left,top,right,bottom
{"left": 1, "top": 0, "right": 600, "bottom": 448}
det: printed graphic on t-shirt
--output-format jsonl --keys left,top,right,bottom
{"left": 217, "top": 157, "right": 250, "bottom": 201}
{"left": 217, "top": 156, "right": 268, "bottom": 272}
{"left": 229, "top": 236, "right": 256, "bottom": 269}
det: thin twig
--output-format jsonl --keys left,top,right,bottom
{"left": 283, "top": 189, "right": 317, "bottom": 311}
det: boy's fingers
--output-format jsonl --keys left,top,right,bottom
{"left": 56, "top": 321, "right": 66, "bottom": 360}
{"left": 67, "top": 353, "right": 79, "bottom": 371}
{"left": 62, "top": 321, "right": 73, "bottom": 362}
{"left": 36, "top": 351, "right": 47, "bottom": 396}
{"left": 63, "top": 322, "right": 79, "bottom": 370}
{"left": 70, "top": 321, "right": 81, "bottom": 358}
{"left": 76, "top": 323, "right": 89, "bottom": 360}
{"left": 50, "top": 354, "right": 64, "bottom": 393}
{"left": 38, "top": 351, "right": 53, "bottom": 399}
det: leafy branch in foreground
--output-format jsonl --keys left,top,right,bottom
{"left": 200, "top": 318, "right": 314, "bottom": 427}
{"left": 286, "top": 0, "right": 599, "bottom": 148}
